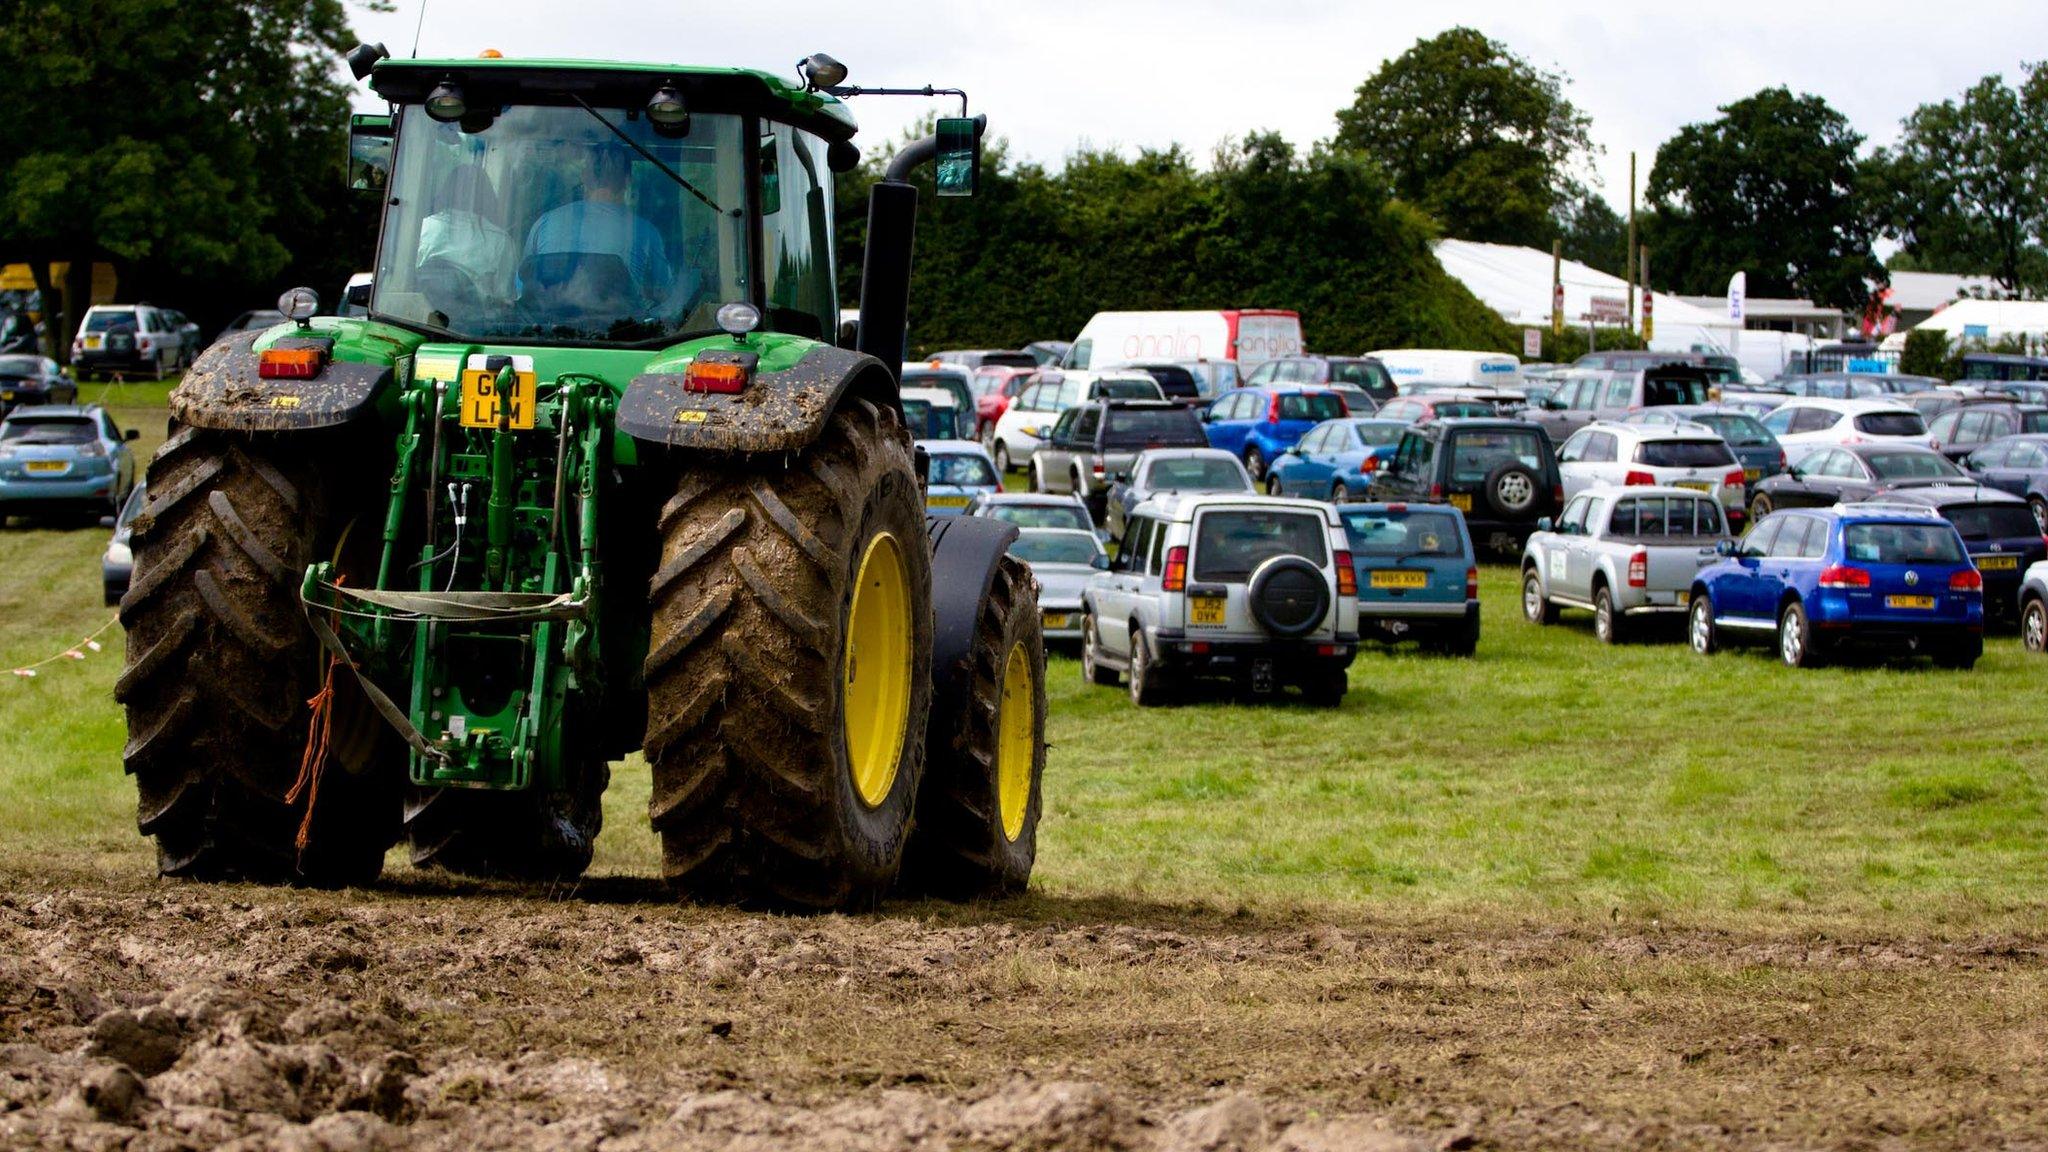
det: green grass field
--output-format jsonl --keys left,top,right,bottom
{"left": 2, "top": 387, "right": 2042, "bottom": 932}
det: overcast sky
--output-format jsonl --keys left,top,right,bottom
{"left": 349, "top": 0, "right": 2048, "bottom": 211}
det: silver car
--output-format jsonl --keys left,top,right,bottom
{"left": 1520, "top": 485, "right": 1732, "bottom": 643}
{"left": 1006, "top": 528, "right": 1107, "bottom": 643}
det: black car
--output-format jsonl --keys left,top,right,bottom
{"left": 1747, "top": 443, "right": 1964, "bottom": 521}
{"left": 1244, "top": 355, "right": 1399, "bottom": 405}
{"left": 1924, "top": 402, "right": 2048, "bottom": 461}
{"left": 0, "top": 354, "right": 78, "bottom": 416}
{"left": 1962, "top": 434, "right": 2048, "bottom": 530}
{"left": 1868, "top": 485, "right": 2045, "bottom": 628}
{"left": 1367, "top": 418, "right": 1561, "bottom": 552}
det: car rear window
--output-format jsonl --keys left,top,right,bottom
{"left": 1192, "top": 510, "right": 1329, "bottom": 581}
{"left": 1945, "top": 503, "right": 2038, "bottom": 541}
{"left": 977, "top": 352, "right": 1037, "bottom": 370}
{"left": 1643, "top": 375, "right": 1713, "bottom": 405}
{"left": 1007, "top": 534, "right": 1100, "bottom": 565}
{"left": 983, "top": 504, "right": 1091, "bottom": 532}
{"left": 1328, "top": 360, "right": 1395, "bottom": 394}
{"left": 2022, "top": 413, "right": 2048, "bottom": 434}
{"left": 83, "top": 310, "right": 138, "bottom": 333}
{"left": 1137, "top": 366, "right": 1201, "bottom": 399}
{"left": 1432, "top": 401, "right": 1497, "bottom": 418}
{"left": 1102, "top": 407, "right": 1204, "bottom": 447}
{"left": 1446, "top": 429, "right": 1547, "bottom": 483}
{"left": 1279, "top": 393, "right": 1346, "bottom": 421}
{"left": 1841, "top": 522, "right": 1965, "bottom": 564}
{"left": 929, "top": 454, "right": 996, "bottom": 486}
{"left": 1864, "top": 450, "right": 1960, "bottom": 481}
{"left": 1633, "top": 439, "right": 1735, "bottom": 467}
{"left": 1696, "top": 414, "right": 1773, "bottom": 447}
{"left": 1097, "top": 378, "right": 1163, "bottom": 400}
{"left": 1352, "top": 423, "right": 1406, "bottom": 447}
{"left": 1147, "top": 457, "right": 1249, "bottom": 491}
{"left": 0, "top": 355, "right": 41, "bottom": 374}
{"left": 1, "top": 417, "right": 95, "bottom": 443}
{"left": 1610, "top": 496, "right": 1724, "bottom": 537}
{"left": 1338, "top": 508, "right": 1463, "bottom": 557}
{"left": 1853, "top": 411, "right": 1927, "bottom": 436}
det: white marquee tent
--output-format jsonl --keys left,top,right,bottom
{"left": 1905, "top": 297, "right": 2048, "bottom": 346}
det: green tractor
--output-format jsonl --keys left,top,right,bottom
{"left": 116, "top": 49, "right": 1047, "bottom": 908}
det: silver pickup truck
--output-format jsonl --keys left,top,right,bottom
{"left": 1520, "top": 484, "right": 1733, "bottom": 643}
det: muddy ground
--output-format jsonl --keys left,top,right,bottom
{"left": 1, "top": 870, "right": 2043, "bottom": 1151}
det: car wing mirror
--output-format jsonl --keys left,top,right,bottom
{"left": 1091, "top": 554, "right": 1110, "bottom": 570}
{"left": 1715, "top": 538, "right": 1737, "bottom": 557}
{"left": 124, "top": 429, "right": 139, "bottom": 441}
{"left": 347, "top": 113, "right": 393, "bottom": 192}
{"left": 1535, "top": 516, "right": 1553, "bottom": 532}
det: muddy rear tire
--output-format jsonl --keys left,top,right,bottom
{"left": 644, "top": 400, "right": 933, "bottom": 909}
{"left": 404, "top": 757, "right": 608, "bottom": 881}
{"left": 901, "top": 555, "right": 1046, "bottom": 898}
{"left": 116, "top": 428, "right": 400, "bottom": 886}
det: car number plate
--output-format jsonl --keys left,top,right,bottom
{"left": 1042, "top": 612, "right": 1071, "bottom": 629}
{"left": 1448, "top": 493, "right": 1473, "bottom": 511}
{"left": 459, "top": 368, "right": 538, "bottom": 430}
{"left": 1977, "top": 555, "right": 2018, "bottom": 571}
{"left": 24, "top": 460, "right": 67, "bottom": 474}
{"left": 1743, "top": 468, "right": 1762, "bottom": 483}
{"left": 928, "top": 495, "right": 969, "bottom": 508}
{"left": 84, "top": 336, "right": 101, "bottom": 350}
{"left": 1369, "top": 569, "right": 1428, "bottom": 589}
{"left": 1189, "top": 596, "right": 1227, "bottom": 626}
{"left": 1674, "top": 480, "right": 1712, "bottom": 492}
{"left": 0, "top": 391, "right": 12, "bottom": 402}
{"left": 1887, "top": 594, "right": 1936, "bottom": 610}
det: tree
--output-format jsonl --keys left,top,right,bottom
{"left": 1332, "top": 28, "right": 1596, "bottom": 248}
{"left": 1558, "top": 194, "right": 1627, "bottom": 278}
{"left": 1866, "top": 67, "right": 2048, "bottom": 295}
{"left": 1643, "top": 88, "right": 1881, "bottom": 311}
{"left": 0, "top": 0, "right": 368, "bottom": 356}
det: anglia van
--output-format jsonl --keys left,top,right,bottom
{"left": 1065, "top": 310, "right": 1302, "bottom": 374}
{"left": 1370, "top": 349, "right": 1522, "bottom": 394}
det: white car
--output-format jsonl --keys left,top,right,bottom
{"left": 1760, "top": 399, "right": 1930, "bottom": 465}
{"left": 1555, "top": 421, "right": 1747, "bottom": 526}
{"left": 985, "top": 371, "right": 1161, "bottom": 474}
{"left": 1006, "top": 528, "right": 1108, "bottom": 643}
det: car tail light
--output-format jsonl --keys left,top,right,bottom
{"left": 258, "top": 347, "right": 325, "bottom": 379}
{"left": 1819, "top": 565, "right": 1871, "bottom": 588}
{"left": 1553, "top": 483, "right": 1564, "bottom": 504}
{"left": 1093, "top": 462, "right": 1105, "bottom": 475}
{"left": 1316, "top": 644, "right": 1339, "bottom": 657}
{"left": 1950, "top": 568, "right": 1983, "bottom": 592}
{"left": 1188, "top": 641, "right": 1210, "bottom": 655}
{"left": 1627, "top": 549, "right": 1648, "bottom": 588}
{"left": 1777, "top": 450, "right": 1787, "bottom": 470}
{"left": 1358, "top": 455, "right": 1378, "bottom": 473}
{"left": 1624, "top": 470, "right": 1656, "bottom": 486}
{"left": 77, "top": 441, "right": 106, "bottom": 458}
{"left": 1429, "top": 482, "right": 1444, "bottom": 500}
{"left": 1465, "top": 565, "right": 1478, "bottom": 600}
{"left": 1162, "top": 546, "right": 1188, "bottom": 592}
{"left": 1724, "top": 469, "right": 1746, "bottom": 488}
{"left": 1266, "top": 395, "right": 1282, "bottom": 423}
{"left": 1334, "top": 551, "right": 1356, "bottom": 596}
{"left": 138, "top": 337, "right": 153, "bottom": 352}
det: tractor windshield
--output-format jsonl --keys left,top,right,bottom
{"left": 373, "top": 106, "right": 751, "bottom": 346}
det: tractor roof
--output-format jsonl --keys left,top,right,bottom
{"left": 369, "top": 57, "right": 858, "bottom": 141}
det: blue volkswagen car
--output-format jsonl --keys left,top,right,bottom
{"left": 1202, "top": 387, "right": 1348, "bottom": 483}
{"left": 1339, "top": 502, "right": 1480, "bottom": 655}
{"left": 1687, "top": 504, "right": 1983, "bottom": 668}
{"left": 1267, "top": 418, "right": 1410, "bottom": 502}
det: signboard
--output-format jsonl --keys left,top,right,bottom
{"left": 1964, "top": 324, "right": 1989, "bottom": 339}
{"left": 1551, "top": 283, "right": 1565, "bottom": 336}
{"left": 1588, "top": 295, "right": 1628, "bottom": 324}
{"left": 1641, "top": 291, "right": 1654, "bottom": 342}
{"left": 1523, "top": 328, "right": 1543, "bottom": 359}
{"left": 1727, "top": 272, "right": 1747, "bottom": 324}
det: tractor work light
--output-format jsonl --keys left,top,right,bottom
{"left": 799, "top": 53, "right": 848, "bottom": 91}
{"left": 647, "top": 84, "right": 689, "bottom": 130}
{"left": 277, "top": 287, "right": 319, "bottom": 324}
{"left": 345, "top": 42, "right": 389, "bottom": 81}
{"left": 425, "top": 80, "right": 468, "bottom": 123}
{"left": 716, "top": 301, "right": 761, "bottom": 341}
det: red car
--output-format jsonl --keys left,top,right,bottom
{"left": 972, "top": 365, "right": 1038, "bottom": 438}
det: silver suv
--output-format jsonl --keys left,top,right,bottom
{"left": 1080, "top": 493, "right": 1359, "bottom": 706}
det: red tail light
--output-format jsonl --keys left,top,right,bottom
{"left": 1162, "top": 546, "right": 1188, "bottom": 592}
{"left": 1465, "top": 565, "right": 1479, "bottom": 600}
{"left": 1627, "top": 549, "right": 1648, "bottom": 588}
{"left": 1950, "top": 568, "right": 1983, "bottom": 592}
{"left": 1624, "top": 470, "right": 1656, "bottom": 486}
{"left": 1429, "top": 482, "right": 1444, "bottom": 500}
{"left": 1724, "top": 469, "right": 1746, "bottom": 488}
{"left": 1334, "top": 551, "right": 1356, "bottom": 596}
{"left": 1818, "top": 565, "right": 1870, "bottom": 589}
{"left": 1553, "top": 484, "right": 1564, "bottom": 504}
{"left": 1266, "top": 395, "right": 1283, "bottom": 423}
{"left": 258, "top": 347, "right": 326, "bottom": 379}
{"left": 1358, "top": 455, "right": 1378, "bottom": 473}
{"left": 1777, "top": 450, "right": 1787, "bottom": 470}
{"left": 1093, "top": 462, "right": 1105, "bottom": 475}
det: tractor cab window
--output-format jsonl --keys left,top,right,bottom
{"left": 759, "top": 123, "right": 836, "bottom": 340}
{"left": 374, "top": 105, "right": 750, "bottom": 345}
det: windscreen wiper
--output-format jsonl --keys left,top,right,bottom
{"left": 569, "top": 96, "right": 732, "bottom": 217}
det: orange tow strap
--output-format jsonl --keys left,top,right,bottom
{"left": 287, "top": 577, "right": 345, "bottom": 860}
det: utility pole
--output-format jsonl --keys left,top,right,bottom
{"left": 1551, "top": 240, "right": 1564, "bottom": 339}
{"left": 1625, "top": 151, "right": 1637, "bottom": 331}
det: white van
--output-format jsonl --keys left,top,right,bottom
{"left": 1370, "top": 349, "right": 1522, "bottom": 393}
{"left": 1065, "top": 310, "right": 1302, "bottom": 373}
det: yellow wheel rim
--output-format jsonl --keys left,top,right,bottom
{"left": 844, "top": 531, "right": 913, "bottom": 809}
{"left": 996, "top": 641, "right": 1034, "bottom": 841}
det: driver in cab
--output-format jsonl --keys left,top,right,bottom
{"left": 520, "top": 142, "right": 677, "bottom": 319}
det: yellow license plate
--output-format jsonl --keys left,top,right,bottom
{"left": 84, "top": 336, "right": 101, "bottom": 350}
{"left": 24, "top": 460, "right": 67, "bottom": 474}
{"left": 1886, "top": 595, "right": 1936, "bottom": 610}
{"left": 0, "top": 392, "right": 12, "bottom": 402}
{"left": 1190, "top": 596, "right": 1226, "bottom": 626}
{"left": 1042, "top": 612, "right": 1071, "bottom": 629}
{"left": 1977, "top": 555, "right": 2018, "bottom": 571}
{"left": 1369, "top": 569, "right": 1428, "bottom": 589}
{"left": 928, "top": 495, "right": 969, "bottom": 508}
{"left": 1448, "top": 493, "right": 1472, "bottom": 511}
{"left": 1743, "top": 468, "right": 1762, "bottom": 483}
{"left": 1674, "top": 480, "right": 1712, "bottom": 492}
{"left": 459, "top": 368, "right": 538, "bottom": 430}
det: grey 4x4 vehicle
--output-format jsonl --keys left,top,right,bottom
{"left": 1521, "top": 485, "right": 1732, "bottom": 643}
{"left": 1032, "top": 399, "right": 1209, "bottom": 519}
{"left": 1080, "top": 492, "right": 1359, "bottom": 707}
{"left": 1367, "top": 418, "right": 1562, "bottom": 552}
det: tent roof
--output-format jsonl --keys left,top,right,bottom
{"left": 1911, "top": 297, "right": 2048, "bottom": 340}
{"left": 1432, "top": 239, "right": 1740, "bottom": 354}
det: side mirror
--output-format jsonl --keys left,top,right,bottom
{"left": 1715, "top": 538, "right": 1737, "bottom": 557}
{"left": 1543, "top": 397, "right": 1565, "bottom": 410}
{"left": 124, "top": 429, "right": 139, "bottom": 441}
{"left": 934, "top": 116, "right": 983, "bottom": 198}
{"left": 1199, "top": 409, "right": 1214, "bottom": 423}
{"left": 1535, "top": 517, "right": 1553, "bottom": 532}
{"left": 1112, "top": 470, "right": 1130, "bottom": 483}
{"left": 1091, "top": 554, "right": 1110, "bottom": 570}
{"left": 347, "top": 114, "right": 393, "bottom": 193}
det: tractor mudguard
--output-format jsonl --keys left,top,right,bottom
{"left": 169, "top": 331, "right": 392, "bottom": 432}
{"left": 925, "top": 514, "right": 1021, "bottom": 733}
{"left": 616, "top": 343, "right": 897, "bottom": 453}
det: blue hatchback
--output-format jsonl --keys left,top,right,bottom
{"left": 1202, "top": 387, "right": 1348, "bottom": 485}
{"left": 1687, "top": 504, "right": 1984, "bottom": 668}
{"left": 1339, "top": 503, "right": 1480, "bottom": 655}
{"left": 0, "top": 405, "right": 139, "bottom": 523}
{"left": 1268, "top": 418, "right": 1409, "bottom": 501}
